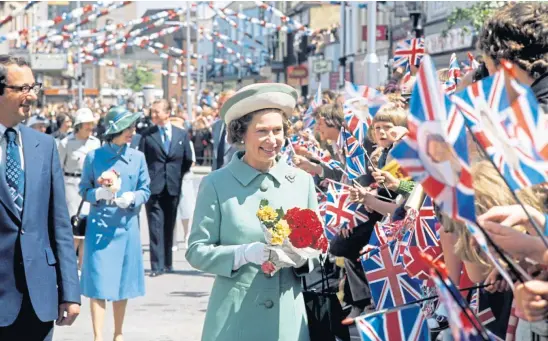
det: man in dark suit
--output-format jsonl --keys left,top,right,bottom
{"left": 140, "top": 99, "right": 193, "bottom": 276}
{"left": 211, "top": 90, "right": 237, "bottom": 170}
{"left": 0, "top": 56, "right": 80, "bottom": 340}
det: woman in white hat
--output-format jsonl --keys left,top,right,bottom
{"left": 57, "top": 107, "right": 101, "bottom": 272}
{"left": 186, "top": 83, "right": 320, "bottom": 341}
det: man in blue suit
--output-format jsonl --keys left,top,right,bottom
{"left": 0, "top": 56, "right": 80, "bottom": 340}
{"left": 140, "top": 99, "right": 193, "bottom": 276}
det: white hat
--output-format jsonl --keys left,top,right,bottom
{"left": 26, "top": 115, "right": 50, "bottom": 127}
{"left": 74, "top": 108, "right": 96, "bottom": 126}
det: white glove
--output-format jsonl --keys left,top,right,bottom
{"left": 95, "top": 187, "right": 115, "bottom": 202}
{"left": 232, "top": 242, "right": 269, "bottom": 270}
{"left": 114, "top": 192, "right": 135, "bottom": 209}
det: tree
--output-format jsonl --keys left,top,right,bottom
{"left": 123, "top": 65, "right": 154, "bottom": 92}
{"left": 442, "top": 2, "right": 506, "bottom": 36}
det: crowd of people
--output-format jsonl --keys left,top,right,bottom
{"left": 0, "top": 2, "right": 547, "bottom": 341}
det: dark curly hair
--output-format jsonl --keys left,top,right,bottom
{"left": 227, "top": 108, "right": 290, "bottom": 145}
{"left": 477, "top": 2, "right": 548, "bottom": 80}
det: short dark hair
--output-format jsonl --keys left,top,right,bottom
{"left": 477, "top": 2, "right": 548, "bottom": 79}
{"left": 313, "top": 103, "right": 344, "bottom": 129}
{"left": 227, "top": 108, "right": 290, "bottom": 145}
{"left": 0, "top": 55, "right": 31, "bottom": 95}
{"left": 105, "top": 130, "right": 124, "bottom": 143}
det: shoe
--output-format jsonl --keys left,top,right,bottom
{"left": 150, "top": 270, "right": 163, "bottom": 277}
{"left": 164, "top": 266, "right": 174, "bottom": 273}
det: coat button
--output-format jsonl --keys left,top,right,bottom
{"left": 20, "top": 228, "right": 25, "bottom": 234}
{"left": 264, "top": 300, "right": 274, "bottom": 309}
{"left": 260, "top": 183, "right": 268, "bottom": 192}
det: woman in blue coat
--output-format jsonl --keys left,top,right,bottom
{"left": 79, "top": 106, "right": 151, "bottom": 341}
{"left": 186, "top": 83, "right": 320, "bottom": 341}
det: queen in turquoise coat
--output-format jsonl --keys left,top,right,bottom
{"left": 79, "top": 107, "right": 151, "bottom": 341}
{"left": 186, "top": 83, "right": 319, "bottom": 341}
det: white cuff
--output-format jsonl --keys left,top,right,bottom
{"left": 232, "top": 244, "right": 248, "bottom": 271}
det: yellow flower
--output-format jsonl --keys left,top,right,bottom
{"left": 271, "top": 234, "right": 284, "bottom": 246}
{"left": 275, "top": 219, "right": 291, "bottom": 239}
{"left": 257, "top": 206, "right": 278, "bottom": 222}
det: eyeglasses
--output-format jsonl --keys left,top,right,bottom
{"left": 4, "top": 83, "right": 42, "bottom": 94}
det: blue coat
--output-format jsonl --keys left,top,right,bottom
{"left": 79, "top": 143, "right": 150, "bottom": 300}
{"left": 0, "top": 125, "right": 80, "bottom": 326}
{"left": 186, "top": 152, "right": 319, "bottom": 341}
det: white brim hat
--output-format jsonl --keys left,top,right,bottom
{"left": 74, "top": 108, "right": 96, "bottom": 126}
{"left": 220, "top": 83, "right": 298, "bottom": 124}
{"left": 26, "top": 115, "right": 49, "bottom": 127}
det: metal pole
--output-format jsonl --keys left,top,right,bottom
{"left": 238, "top": 3, "right": 243, "bottom": 82}
{"left": 364, "top": 1, "right": 379, "bottom": 87}
{"left": 195, "top": 3, "right": 201, "bottom": 94}
{"left": 186, "top": 2, "right": 193, "bottom": 120}
{"left": 76, "top": 0, "right": 83, "bottom": 107}
{"left": 338, "top": 2, "right": 346, "bottom": 88}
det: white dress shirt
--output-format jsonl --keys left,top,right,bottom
{"left": 0, "top": 123, "right": 25, "bottom": 171}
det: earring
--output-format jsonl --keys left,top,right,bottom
{"left": 240, "top": 141, "right": 244, "bottom": 144}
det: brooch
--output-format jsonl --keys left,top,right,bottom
{"left": 285, "top": 174, "right": 295, "bottom": 183}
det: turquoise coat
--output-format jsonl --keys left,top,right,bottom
{"left": 186, "top": 152, "right": 319, "bottom": 341}
{"left": 79, "top": 143, "right": 150, "bottom": 300}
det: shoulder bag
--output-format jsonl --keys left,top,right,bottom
{"left": 302, "top": 255, "right": 350, "bottom": 341}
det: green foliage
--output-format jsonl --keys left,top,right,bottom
{"left": 123, "top": 65, "right": 154, "bottom": 92}
{"left": 442, "top": 2, "right": 506, "bottom": 37}
{"left": 260, "top": 199, "right": 269, "bottom": 208}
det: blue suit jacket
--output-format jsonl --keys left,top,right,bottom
{"left": 0, "top": 125, "right": 80, "bottom": 326}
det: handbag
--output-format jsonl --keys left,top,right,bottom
{"left": 302, "top": 256, "right": 350, "bottom": 341}
{"left": 70, "top": 198, "right": 87, "bottom": 237}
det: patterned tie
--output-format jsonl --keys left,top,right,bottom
{"left": 5, "top": 128, "right": 24, "bottom": 212}
{"left": 161, "top": 126, "right": 170, "bottom": 153}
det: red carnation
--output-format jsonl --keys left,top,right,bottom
{"left": 284, "top": 207, "right": 302, "bottom": 226}
{"left": 289, "top": 228, "right": 314, "bottom": 248}
{"left": 313, "top": 235, "right": 329, "bottom": 253}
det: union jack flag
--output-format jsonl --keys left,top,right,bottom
{"left": 303, "top": 84, "right": 322, "bottom": 130}
{"left": 317, "top": 190, "right": 327, "bottom": 225}
{"left": 448, "top": 53, "right": 462, "bottom": 83}
{"left": 339, "top": 129, "right": 368, "bottom": 180}
{"left": 356, "top": 304, "right": 430, "bottom": 341}
{"left": 462, "top": 52, "right": 481, "bottom": 74}
{"left": 324, "top": 181, "right": 369, "bottom": 239}
{"left": 361, "top": 241, "right": 423, "bottom": 309}
{"left": 430, "top": 264, "right": 494, "bottom": 341}
{"left": 470, "top": 288, "right": 496, "bottom": 330}
{"left": 344, "top": 81, "right": 388, "bottom": 117}
{"left": 452, "top": 70, "right": 548, "bottom": 191}
{"left": 394, "top": 38, "right": 425, "bottom": 68}
{"left": 364, "top": 216, "right": 392, "bottom": 252}
{"left": 390, "top": 55, "right": 476, "bottom": 223}
{"left": 444, "top": 79, "right": 458, "bottom": 95}
{"left": 343, "top": 99, "right": 370, "bottom": 142}
{"left": 401, "top": 63, "right": 413, "bottom": 93}
{"left": 402, "top": 196, "right": 444, "bottom": 281}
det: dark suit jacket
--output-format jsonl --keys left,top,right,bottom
{"left": 211, "top": 119, "right": 237, "bottom": 171}
{"left": 0, "top": 125, "right": 80, "bottom": 326}
{"left": 129, "top": 133, "right": 141, "bottom": 150}
{"left": 139, "top": 125, "right": 193, "bottom": 196}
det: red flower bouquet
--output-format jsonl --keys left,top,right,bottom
{"left": 257, "top": 200, "right": 329, "bottom": 276}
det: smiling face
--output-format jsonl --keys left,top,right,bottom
{"left": 0, "top": 64, "right": 37, "bottom": 127}
{"left": 242, "top": 110, "right": 285, "bottom": 171}
{"left": 374, "top": 121, "right": 395, "bottom": 148}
